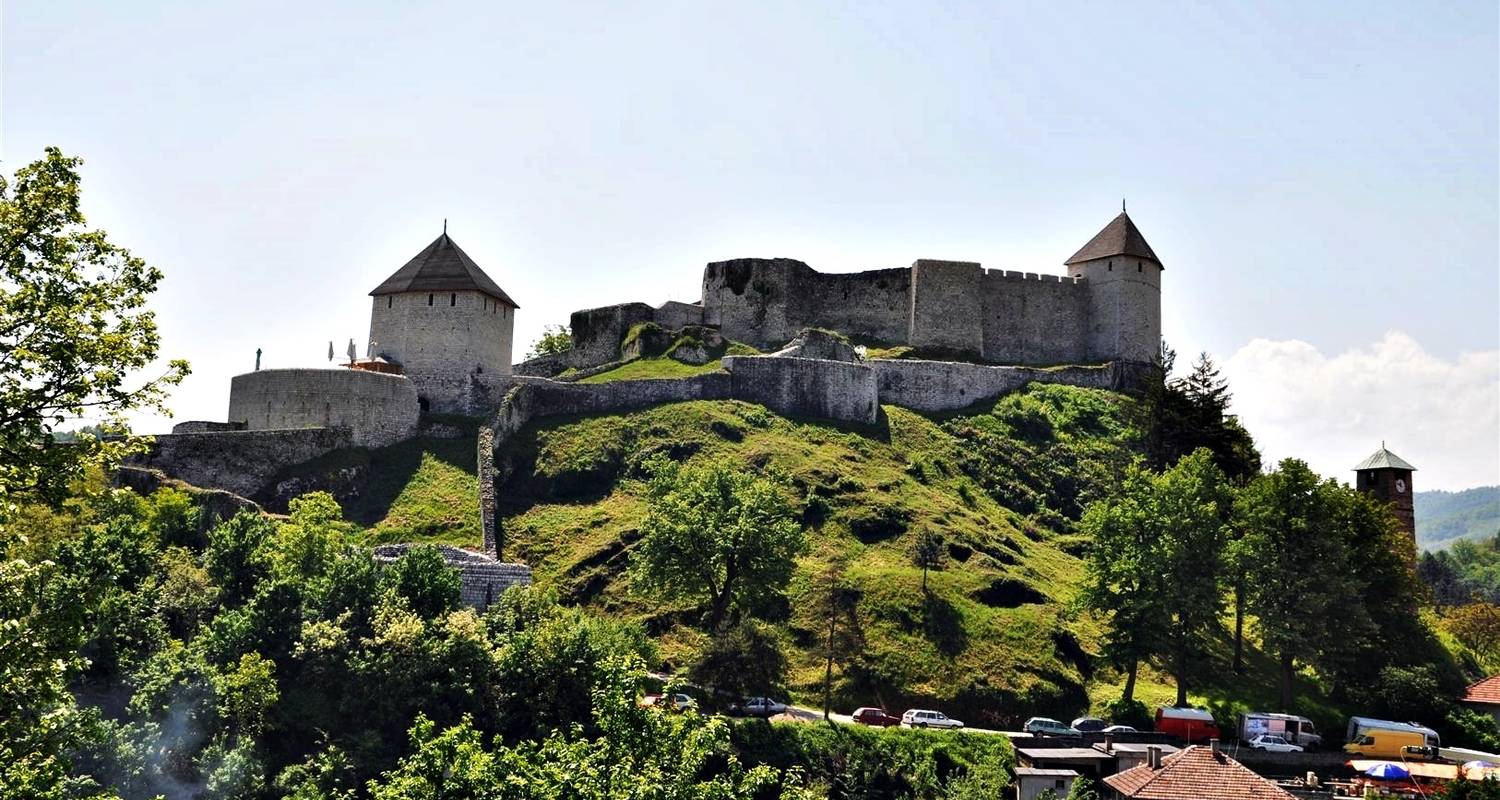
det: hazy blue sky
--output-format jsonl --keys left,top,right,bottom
{"left": 4, "top": 1, "right": 1496, "bottom": 489}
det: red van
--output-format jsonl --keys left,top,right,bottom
{"left": 1155, "top": 707, "right": 1220, "bottom": 743}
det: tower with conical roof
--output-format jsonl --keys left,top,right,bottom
{"left": 1354, "top": 443, "right": 1417, "bottom": 541}
{"left": 1065, "top": 210, "right": 1163, "bottom": 364}
{"left": 367, "top": 230, "right": 519, "bottom": 412}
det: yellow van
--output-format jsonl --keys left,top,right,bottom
{"left": 1345, "top": 729, "right": 1429, "bottom": 759}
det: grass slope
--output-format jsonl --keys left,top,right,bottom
{"left": 491, "top": 386, "right": 1141, "bottom": 727}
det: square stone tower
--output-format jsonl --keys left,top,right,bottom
{"left": 368, "top": 230, "right": 518, "bottom": 413}
{"left": 1354, "top": 443, "right": 1417, "bottom": 541}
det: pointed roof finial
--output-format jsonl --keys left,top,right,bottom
{"left": 443, "top": 218, "right": 448, "bottom": 235}
{"left": 1122, "top": 198, "right": 1127, "bottom": 213}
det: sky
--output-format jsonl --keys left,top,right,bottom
{"left": 2, "top": 1, "right": 1496, "bottom": 490}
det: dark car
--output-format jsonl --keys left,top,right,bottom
{"left": 1072, "top": 717, "right": 1108, "bottom": 733}
{"left": 852, "top": 707, "right": 901, "bottom": 727}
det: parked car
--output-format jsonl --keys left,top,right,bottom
{"left": 1102, "top": 725, "right": 1138, "bottom": 733}
{"left": 729, "top": 697, "right": 788, "bottom": 718}
{"left": 640, "top": 693, "right": 695, "bottom": 712}
{"left": 1238, "top": 712, "right": 1322, "bottom": 750}
{"left": 902, "top": 709, "right": 964, "bottom": 729}
{"left": 1071, "top": 717, "right": 1108, "bottom": 733}
{"left": 1025, "top": 717, "right": 1081, "bottom": 737}
{"left": 852, "top": 707, "right": 901, "bottom": 727}
{"left": 1249, "top": 734, "right": 1304, "bottom": 753}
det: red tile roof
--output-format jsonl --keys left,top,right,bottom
{"left": 1103, "top": 745, "right": 1296, "bottom": 800}
{"left": 1463, "top": 675, "right": 1500, "bottom": 706}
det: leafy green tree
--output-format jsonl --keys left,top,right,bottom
{"left": 205, "top": 511, "right": 275, "bottom": 608}
{"left": 1079, "top": 449, "right": 1229, "bottom": 705}
{"left": 0, "top": 148, "right": 189, "bottom": 511}
{"left": 526, "top": 324, "right": 572, "bottom": 360}
{"left": 1235, "top": 459, "right": 1367, "bottom": 708}
{"left": 630, "top": 455, "right": 804, "bottom": 630}
{"left": 689, "top": 619, "right": 787, "bottom": 705}
{"left": 212, "top": 652, "right": 280, "bottom": 740}
{"left": 366, "top": 655, "right": 815, "bottom": 800}
{"left": 379, "top": 544, "right": 461, "bottom": 620}
{"left": 912, "top": 530, "right": 946, "bottom": 594}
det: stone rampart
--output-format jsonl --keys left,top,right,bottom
{"left": 127, "top": 427, "right": 354, "bottom": 499}
{"left": 870, "top": 359, "right": 1120, "bottom": 413}
{"left": 171, "top": 421, "right": 247, "bottom": 433}
{"left": 722, "top": 355, "right": 879, "bottom": 425}
{"left": 228, "top": 368, "right": 419, "bottom": 447}
{"left": 978, "top": 269, "right": 1090, "bottom": 364}
{"left": 702, "top": 258, "right": 909, "bottom": 349}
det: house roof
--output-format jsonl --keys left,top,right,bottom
{"left": 1463, "top": 675, "right": 1500, "bottom": 706}
{"left": 1353, "top": 444, "right": 1416, "bottom": 472}
{"left": 1017, "top": 747, "right": 1116, "bottom": 763}
{"left": 1065, "top": 211, "right": 1162, "bottom": 267}
{"left": 1104, "top": 745, "right": 1296, "bottom": 800}
{"left": 369, "top": 232, "right": 518, "bottom": 307}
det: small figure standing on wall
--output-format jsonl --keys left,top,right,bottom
{"left": 347, "top": 338, "right": 357, "bottom": 365}
{"left": 328, "top": 341, "right": 334, "bottom": 363}
{"left": 255, "top": 348, "right": 262, "bottom": 371}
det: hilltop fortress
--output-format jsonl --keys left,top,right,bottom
{"left": 134, "top": 210, "right": 1163, "bottom": 564}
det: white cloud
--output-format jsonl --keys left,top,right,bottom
{"left": 1217, "top": 331, "right": 1499, "bottom": 491}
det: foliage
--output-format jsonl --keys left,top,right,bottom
{"left": 729, "top": 720, "right": 1012, "bottom": 798}
{"left": 366, "top": 656, "right": 815, "bottom": 800}
{"left": 630, "top": 454, "right": 805, "bottom": 629}
{"left": 689, "top": 619, "right": 788, "bottom": 701}
{"left": 1417, "top": 487, "right": 1500, "bottom": 551}
{"left": 0, "top": 148, "right": 189, "bottom": 512}
{"left": 1078, "top": 449, "right": 1230, "bottom": 704}
{"left": 912, "top": 530, "right": 946, "bottom": 594}
{"left": 1236, "top": 459, "right": 1438, "bottom": 708}
{"left": 1435, "top": 778, "right": 1500, "bottom": 800}
{"left": 1141, "top": 347, "right": 1260, "bottom": 481}
{"left": 1423, "top": 536, "right": 1500, "bottom": 607}
{"left": 526, "top": 324, "right": 572, "bottom": 360}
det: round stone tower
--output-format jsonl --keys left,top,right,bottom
{"left": 1064, "top": 210, "right": 1163, "bottom": 364}
{"left": 368, "top": 230, "right": 518, "bottom": 413}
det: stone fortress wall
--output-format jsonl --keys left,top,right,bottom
{"left": 227, "top": 368, "right": 420, "bottom": 447}
{"left": 563, "top": 253, "right": 1156, "bottom": 371}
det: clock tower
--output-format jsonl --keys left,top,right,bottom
{"left": 1353, "top": 443, "right": 1416, "bottom": 541}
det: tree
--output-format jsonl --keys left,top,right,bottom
{"left": 1235, "top": 459, "right": 1366, "bottom": 708}
{"left": 1079, "top": 450, "right": 1229, "bottom": 705}
{"left": 688, "top": 619, "right": 787, "bottom": 706}
{"left": 809, "top": 561, "right": 863, "bottom": 720}
{"left": 526, "top": 324, "right": 572, "bottom": 360}
{"left": 0, "top": 148, "right": 189, "bottom": 511}
{"left": 379, "top": 545, "right": 461, "bottom": 620}
{"left": 630, "top": 455, "right": 804, "bottom": 630}
{"left": 911, "top": 530, "right": 946, "bottom": 594}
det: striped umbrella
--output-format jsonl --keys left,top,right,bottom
{"left": 1363, "top": 762, "right": 1411, "bottom": 780}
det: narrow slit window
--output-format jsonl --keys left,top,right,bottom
{"left": 450, "top": 293, "right": 456, "bottom": 306}
{"left": 387, "top": 296, "right": 392, "bottom": 308}
{"left": 427, "top": 293, "right": 433, "bottom": 306}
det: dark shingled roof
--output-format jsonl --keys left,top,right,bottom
{"left": 1065, "top": 212, "right": 1163, "bottom": 268}
{"left": 369, "top": 233, "right": 518, "bottom": 307}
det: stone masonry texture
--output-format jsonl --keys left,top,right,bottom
{"left": 228, "top": 368, "right": 419, "bottom": 447}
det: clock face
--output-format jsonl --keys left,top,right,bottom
{"left": 1395, "top": 479, "right": 1406, "bottom": 494}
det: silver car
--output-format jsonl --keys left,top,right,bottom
{"left": 902, "top": 709, "right": 964, "bottom": 729}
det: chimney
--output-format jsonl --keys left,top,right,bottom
{"left": 1103, "top": 733, "right": 1114, "bottom": 753}
{"left": 1210, "top": 738, "right": 1220, "bottom": 755}
{"left": 1146, "top": 746, "right": 1162, "bottom": 769}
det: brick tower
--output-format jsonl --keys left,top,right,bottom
{"left": 1353, "top": 443, "right": 1416, "bottom": 540}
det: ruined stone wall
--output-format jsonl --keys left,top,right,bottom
{"left": 227, "top": 368, "right": 420, "bottom": 447}
{"left": 568, "top": 302, "right": 657, "bottom": 367}
{"left": 870, "top": 359, "right": 1121, "bottom": 413}
{"left": 127, "top": 427, "right": 354, "bottom": 499}
{"left": 978, "top": 270, "right": 1091, "bottom": 364}
{"left": 701, "top": 258, "right": 909, "bottom": 349}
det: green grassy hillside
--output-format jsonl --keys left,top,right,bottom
{"left": 271, "top": 384, "right": 1350, "bottom": 729}
{"left": 488, "top": 385, "right": 1143, "bottom": 727}
{"left": 1417, "top": 486, "right": 1500, "bottom": 551}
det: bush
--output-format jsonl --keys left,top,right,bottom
{"left": 1102, "top": 698, "right": 1152, "bottom": 730}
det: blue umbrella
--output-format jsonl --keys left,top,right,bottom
{"left": 1364, "top": 763, "right": 1410, "bottom": 780}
